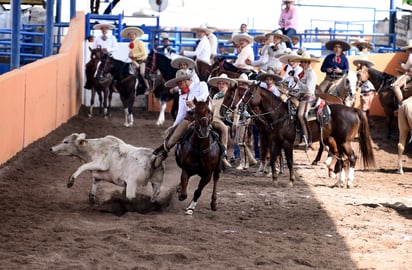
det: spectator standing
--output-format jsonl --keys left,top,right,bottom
{"left": 278, "top": 0, "right": 298, "bottom": 49}
{"left": 351, "top": 38, "right": 373, "bottom": 55}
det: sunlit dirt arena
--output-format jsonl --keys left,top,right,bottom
{"left": 0, "top": 106, "right": 411, "bottom": 270}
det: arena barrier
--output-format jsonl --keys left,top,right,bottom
{"left": 0, "top": 12, "right": 84, "bottom": 166}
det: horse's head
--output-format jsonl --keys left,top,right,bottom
{"left": 193, "top": 99, "right": 212, "bottom": 138}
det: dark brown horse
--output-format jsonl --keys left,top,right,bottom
{"left": 222, "top": 83, "right": 375, "bottom": 187}
{"left": 98, "top": 55, "right": 144, "bottom": 127}
{"left": 145, "top": 50, "right": 179, "bottom": 125}
{"left": 355, "top": 65, "right": 412, "bottom": 139}
{"left": 175, "top": 99, "right": 222, "bottom": 215}
{"left": 84, "top": 47, "right": 113, "bottom": 118}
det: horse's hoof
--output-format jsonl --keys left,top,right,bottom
{"left": 185, "top": 209, "right": 194, "bottom": 215}
{"left": 289, "top": 181, "right": 294, "bottom": 187}
{"left": 88, "top": 114, "right": 93, "bottom": 118}
{"left": 311, "top": 160, "right": 318, "bottom": 166}
{"left": 178, "top": 195, "right": 187, "bottom": 201}
{"left": 88, "top": 193, "right": 97, "bottom": 205}
{"left": 211, "top": 201, "right": 217, "bottom": 211}
{"left": 67, "top": 181, "right": 74, "bottom": 188}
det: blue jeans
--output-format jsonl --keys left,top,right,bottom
{"left": 279, "top": 28, "right": 296, "bottom": 49}
{"left": 234, "top": 144, "right": 240, "bottom": 159}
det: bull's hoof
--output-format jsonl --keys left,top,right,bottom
{"left": 67, "top": 181, "right": 74, "bottom": 188}
{"left": 88, "top": 193, "right": 97, "bottom": 205}
{"left": 210, "top": 201, "right": 217, "bottom": 211}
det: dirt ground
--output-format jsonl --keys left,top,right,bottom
{"left": 0, "top": 105, "right": 411, "bottom": 270}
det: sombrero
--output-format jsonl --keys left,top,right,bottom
{"left": 353, "top": 58, "right": 374, "bottom": 68}
{"left": 235, "top": 73, "right": 254, "bottom": 85}
{"left": 190, "top": 25, "right": 212, "bottom": 34}
{"left": 160, "top": 32, "right": 169, "bottom": 39}
{"left": 93, "top": 23, "right": 115, "bottom": 30}
{"left": 325, "top": 39, "right": 351, "bottom": 51}
{"left": 290, "top": 52, "right": 321, "bottom": 63}
{"left": 120, "top": 27, "right": 144, "bottom": 39}
{"left": 401, "top": 39, "right": 412, "bottom": 50}
{"left": 232, "top": 34, "right": 254, "bottom": 44}
{"left": 256, "top": 70, "right": 282, "bottom": 82}
{"left": 274, "top": 48, "right": 292, "bottom": 59}
{"left": 351, "top": 38, "right": 373, "bottom": 50}
{"left": 164, "top": 69, "right": 193, "bottom": 88}
{"left": 253, "top": 34, "right": 267, "bottom": 43}
{"left": 278, "top": 52, "right": 299, "bottom": 64}
{"left": 208, "top": 73, "right": 236, "bottom": 88}
{"left": 171, "top": 56, "right": 196, "bottom": 69}
{"left": 268, "top": 30, "right": 290, "bottom": 42}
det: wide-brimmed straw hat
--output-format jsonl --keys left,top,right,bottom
{"left": 268, "top": 30, "right": 290, "bottom": 42}
{"left": 190, "top": 25, "right": 212, "bottom": 34}
{"left": 256, "top": 70, "right": 282, "bottom": 82}
{"left": 235, "top": 73, "right": 254, "bottom": 85}
{"left": 160, "top": 32, "right": 169, "bottom": 39}
{"left": 325, "top": 39, "right": 351, "bottom": 51}
{"left": 93, "top": 23, "right": 115, "bottom": 30}
{"left": 353, "top": 58, "right": 374, "bottom": 68}
{"left": 351, "top": 38, "right": 373, "bottom": 50}
{"left": 253, "top": 34, "right": 267, "bottom": 43}
{"left": 275, "top": 48, "right": 292, "bottom": 59}
{"left": 232, "top": 34, "right": 254, "bottom": 44}
{"left": 120, "top": 27, "right": 144, "bottom": 38}
{"left": 290, "top": 52, "right": 321, "bottom": 63}
{"left": 171, "top": 56, "right": 196, "bottom": 69}
{"left": 278, "top": 52, "right": 299, "bottom": 64}
{"left": 208, "top": 73, "right": 237, "bottom": 88}
{"left": 401, "top": 39, "right": 412, "bottom": 50}
{"left": 164, "top": 69, "right": 193, "bottom": 88}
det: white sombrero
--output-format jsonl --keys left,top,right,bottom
{"left": 268, "top": 30, "right": 290, "bottom": 42}
{"left": 208, "top": 73, "right": 236, "bottom": 88}
{"left": 164, "top": 69, "right": 193, "bottom": 88}
{"left": 232, "top": 33, "right": 254, "bottom": 44}
{"left": 351, "top": 38, "right": 373, "bottom": 50}
{"left": 170, "top": 56, "right": 196, "bottom": 69}
{"left": 93, "top": 23, "right": 115, "bottom": 30}
{"left": 120, "top": 27, "right": 144, "bottom": 38}
{"left": 325, "top": 39, "right": 351, "bottom": 51}
{"left": 235, "top": 73, "right": 254, "bottom": 85}
{"left": 160, "top": 32, "right": 169, "bottom": 39}
{"left": 256, "top": 70, "right": 282, "bottom": 82}
{"left": 290, "top": 52, "right": 321, "bottom": 63}
{"left": 190, "top": 25, "right": 212, "bottom": 34}
{"left": 278, "top": 52, "right": 299, "bottom": 64}
{"left": 253, "top": 34, "right": 267, "bottom": 43}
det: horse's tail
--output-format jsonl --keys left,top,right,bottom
{"left": 355, "top": 108, "right": 376, "bottom": 168}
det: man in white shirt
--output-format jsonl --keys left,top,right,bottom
{"left": 91, "top": 23, "right": 118, "bottom": 54}
{"left": 152, "top": 69, "right": 209, "bottom": 166}
{"left": 181, "top": 26, "right": 212, "bottom": 65}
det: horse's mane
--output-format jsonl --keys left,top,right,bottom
{"left": 368, "top": 67, "right": 395, "bottom": 89}
{"left": 109, "top": 57, "right": 130, "bottom": 78}
{"left": 146, "top": 50, "right": 177, "bottom": 81}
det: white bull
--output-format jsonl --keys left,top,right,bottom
{"left": 50, "top": 133, "right": 164, "bottom": 203}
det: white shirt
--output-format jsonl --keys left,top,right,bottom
{"left": 234, "top": 44, "right": 254, "bottom": 70}
{"left": 183, "top": 35, "right": 211, "bottom": 64}
{"left": 260, "top": 82, "right": 281, "bottom": 97}
{"left": 401, "top": 53, "right": 412, "bottom": 72}
{"left": 173, "top": 81, "right": 209, "bottom": 127}
{"left": 208, "top": 33, "right": 218, "bottom": 56}
{"left": 296, "top": 67, "right": 317, "bottom": 96}
{"left": 92, "top": 34, "right": 118, "bottom": 54}
{"left": 283, "top": 64, "right": 303, "bottom": 89}
{"left": 252, "top": 45, "right": 270, "bottom": 70}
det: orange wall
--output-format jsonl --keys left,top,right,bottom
{"left": 0, "top": 12, "right": 84, "bottom": 166}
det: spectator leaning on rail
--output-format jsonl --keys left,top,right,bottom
{"left": 180, "top": 25, "right": 212, "bottom": 65}
{"left": 351, "top": 38, "right": 373, "bottom": 56}
{"left": 207, "top": 73, "right": 238, "bottom": 168}
{"left": 277, "top": 0, "right": 298, "bottom": 49}
{"left": 152, "top": 69, "right": 210, "bottom": 166}
{"left": 318, "top": 39, "right": 350, "bottom": 94}
{"left": 391, "top": 39, "right": 412, "bottom": 106}
{"left": 121, "top": 26, "right": 150, "bottom": 92}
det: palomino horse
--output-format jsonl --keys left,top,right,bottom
{"left": 145, "top": 51, "right": 179, "bottom": 125}
{"left": 223, "top": 83, "right": 375, "bottom": 187}
{"left": 317, "top": 70, "right": 358, "bottom": 107}
{"left": 98, "top": 55, "right": 145, "bottom": 127}
{"left": 175, "top": 99, "right": 222, "bottom": 215}
{"left": 397, "top": 96, "right": 412, "bottom": 174}
{"left": 84, "top": 47, "right": 113, "bottom": 118}
{"left": 355, "top": 65, "right": 412, "bottom": 139}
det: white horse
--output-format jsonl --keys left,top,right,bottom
{"left": 397, "top": 96, "right": 412, "bottom": 174}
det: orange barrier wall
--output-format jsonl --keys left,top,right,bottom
{"left": 0, "top": 12, "right": 84, "bottom": 166}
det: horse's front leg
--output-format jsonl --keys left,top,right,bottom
{"left": 185, "top": 173, "right": 212, "bottom": 215}
{"left": 89, "top": 178, "right": 100, "bottom": 205}
{"left": 210, "top": 170, "right": 220, "bottom": 211}
{"left": 312, "top": 142, "right": 324, "bottom": 165}
{"left": 89, "top": 86, "right": 96, "bottom": 118}
{"left": 157, "top": 100, "right": 167, "bottom": 126}
{"left": 177, "top": 170, "right": 190, "bottom": 201}
{"left": 283, "top": 143, "right": 295, "bottom": 187}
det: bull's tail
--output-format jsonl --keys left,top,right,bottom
{"left": 356, "top": 108, "right": 376, "bottom": 168}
